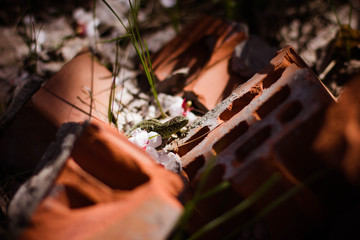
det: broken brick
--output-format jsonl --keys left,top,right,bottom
{"left": 152, "top": 15, "right": 248, "bottom": 110}
{"left": 8, "top": 120, "right": 184, "bottom": 240}
{"left": 314, "top": 72, "right": 360, "bottom": 185}
{"left": 0, "top": 50, "right": 113, "bottom": 172}
{"left": 174, "top": 46, "right": 353, "bottom": 239}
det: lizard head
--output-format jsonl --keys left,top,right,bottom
{"left": 168, "top": 116, "right": 189, "bottom": 128}
{"left": 159, "top": 116, "right": 189, "bottom": 138}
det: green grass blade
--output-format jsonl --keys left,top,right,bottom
{"left": 171, "top": 154, "right": 217, "bottom": 240}
{"left": 224, "top": 169, "right": 330, "bottom": 240}
{"left": 144, "top": 40, "right": 166, "bottom": 117}
{"left": 188, "top": 172, "right": 282, "bottom": 240}
{"left": 42, "top": 87, "right": 99, "bottom": 118}
{"left": 349, "top": 4, "right": 353, "bottom": 27}
{"left": 89, "top": 0, "right": 98, "bottom": 119}
{"left": 196, "top": 180, "right": 230, "bottom": 203}
{"left": 129, "top": 0, "right": 144, "bottom": 51}
{"left": 89, "top": 53, "right": 94, "bottom": 119}
{"left": 108, "top": 40, "right": 120, "bottom": 127}
{"left": 328, "top": 0, "right": 342, "bottom": 26}
{"left": 100, "top": 0, "right": 127, "bottom": 30}
{"left": 101, "top": 0, "right": 167, "bottom": 119}
{"left": 96, "top": 34, "right": 132, "bottom": 44}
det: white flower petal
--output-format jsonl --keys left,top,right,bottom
{"left": 168, "top": 97, "right": 184, "bottom": 117}
{"left": 186, "top": 111, "right": 197, "bottom": 124}
{"left": 157, "top": 151, "right": 182, "bottom": 173}
{"left": 145, "top": 146, "right": 159, "bottom": 160}
{"left": 128, "top": 128, "right": 149, "bottom": 148}
{"left": 85, "top": 18, "right": 100, "bottom": 37}
{"left": 160, "top": 0, "right": 177, "bottom": 8}
{"left": 147, "top": 132, "right": 162, "bottom": 148}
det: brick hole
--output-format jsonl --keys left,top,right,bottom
{"left": 63, "top": 185, "right": 96, "bottom": 209}
{"left": 277, "top": 100, "right": 303, "bottom": 124}
{"left": 184, "top": 155, "right": 205, "bottom": 181}
{"left": 213, "top": 121, "right": 249, "bottom": 154}
{"left": 219, "top": 91, "right": 258, "bottom": 121}
{"left": 235, "top": 125, "right": 272, "bottom": 162}
{"left": 74, "top": 158, "right": 150, "bottom": 191}
{"left": 256, "top": 85, "right": 291, "bottom": 120}
{"left": 73, "top": 137, "right": 151, "bottom": 191}
{"left": 263, "top": 67, "right": 285, "bottom": 89}
{"left": 178, "top": 126, "right": 210, "bottom": 156}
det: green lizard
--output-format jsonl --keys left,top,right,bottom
{"left": 125, "top": 116, "right": 189, "bottom": 138}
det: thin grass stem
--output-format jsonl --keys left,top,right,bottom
{"left": 171, "top": 152, "right": 218, "bottom": 240}
{"left": 224, "top": 169, "right": 330, "bottom": 240}
{"left": 196, "top": 180, "right": 230, "bottom": 203}
{"left": 100, "top": 0, "right": 127, "bottom": 30}
{"left": 89, "top": 53, "right": 94, "bottom": 119}
{"left": 108, "top": 40, "right": 121, "bottom": 127}
{"left": 188, "top": 172, "right": 282, "bottom": 240}
{"left": 328, "top": 0, "right": 342, "bottom": 26}
{"left": 101, "top": 0, "right": 166, "bottom": 119}
{"left": 42, "top": 87, "right": 101, "bottom": 120}
{"left": 96, "top": 34, "right": 132, "bottom": 44}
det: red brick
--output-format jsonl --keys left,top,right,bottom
{"left": 175, "top": 46, "right": 345, "bottom": 239}
{"left": 0, "top": 50, "right": 113, "bottom": 171}
{"left": 152, "top": 15, "right": 247, "bottom": 110}
{"left": 314, "top": 72, "right": 360, "bottom": 185}
{"left": 12, "top": 120, "right": 183, "bottom": 240}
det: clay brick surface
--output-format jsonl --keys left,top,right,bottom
{"left": 314, "top": 72, "right": 360, "bottom": 185}
{"left": 152, "top": 15, "right": 248, "bottom": 110}
{"left": 10, "top": 120, "right": 183, "bottom": 240}
{"left": 32, "top": 50, "right": 112, "bottom": 125}
{"left": 178, "top": 46, "right": 333, "bottom": 170}
{"left": 0, "top": 50, "right": 112, "bottom": 171}
{"left": 175, "top": 46, "right": 346, "bottom": 239}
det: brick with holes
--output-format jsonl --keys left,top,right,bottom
{"left": 8, "top": 120, "right": 184, "bottom": 240}
{"left": 174, "top": 46, "right": 354, "bottom": 240}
